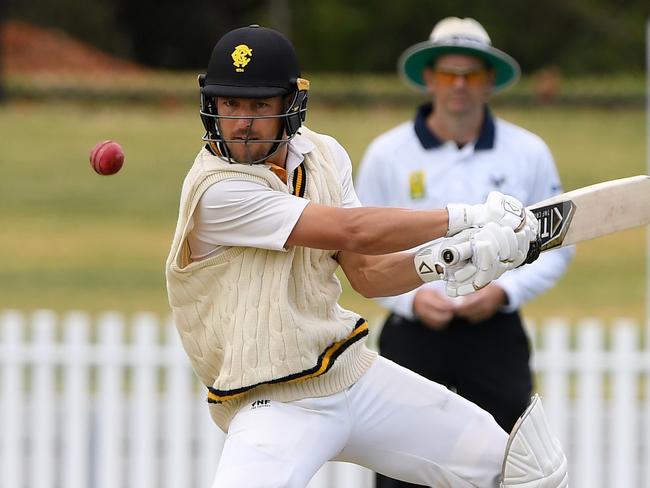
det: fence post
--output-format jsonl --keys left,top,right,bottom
{"left": 62, "top": 311, "right": 91, "bottom": 488}
{"left": 163, "top": 320, "right": 193, "bottom": 488}
{"left": 1, "top": 310, "right": 25, "bottom": 488}
{"left": 31, "top": 310, "right": 58, "bottom": 488}
{"left": 574, "top": 319, "right": 605, "bottom": 488}
{"left": 130, "top": 312, "right": 159, "bottom": 488}
{"left": 96, "top": 312, "right": 126, "bottom": 488}
{"left": 609, "top": 320, "right": 639, "bottom": 488}
{"left": 540, "top": 318, "right": 571, "bottom": 449}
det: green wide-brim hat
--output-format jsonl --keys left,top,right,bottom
{"left": 398, "top": 17, "right": 521, "bottom": 94}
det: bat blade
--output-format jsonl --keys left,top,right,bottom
{"left": 530, "top": 174, "right": 650, "bottom": 252}
{"left": 442, "top": 175, "right": 650, "bottom": 265}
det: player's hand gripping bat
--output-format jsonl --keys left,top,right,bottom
{"left": 440, "top": 175, "right": 650, "bottom": 266}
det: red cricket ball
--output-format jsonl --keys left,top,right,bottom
{"left": 89, "top": 140, "right": 125, "bottom": 175}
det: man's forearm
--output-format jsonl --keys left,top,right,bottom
{"left": 338, "top": 251, "right": 427, "bottom": 298}
{"left": 340, "top": 207, "right": 449, "bottom": 255}
{"left": 287, "top": 203, "right": 450, "bottom": 255}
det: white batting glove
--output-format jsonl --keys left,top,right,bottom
{"left": 414, "top": 229, "right": 474, "bottom": 283}
{"left": 446, "top": 191, "right": 526, "bottom": 236}
{"left": 442, "top": 223, "right": 532, "bottom": 297}
{"left": 414, "top": 241, "right": 443, "bottom": 283}
{"left": 512, "top": 208, "right": 540, "bottom": 265}
{"left": 413, "top": 215, "right": 538, "bottom": 291}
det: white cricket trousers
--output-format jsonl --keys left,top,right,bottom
{"left": 212, "top": 356, "right": 508, "bottom": 488}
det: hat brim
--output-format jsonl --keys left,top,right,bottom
{"left": 398, "top": 43, "right": 520, "bottom": 94}
{"left": 202, "top": 83, "right": 290, "bottom": 98}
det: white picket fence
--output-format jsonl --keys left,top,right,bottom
{"left": 0, "top": 310, "right": 649, "bottom": 488}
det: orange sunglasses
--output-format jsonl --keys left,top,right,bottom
{"left": 432, "top": 68, "right": 489, "bottom": 86}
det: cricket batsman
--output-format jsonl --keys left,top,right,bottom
{"left": 165, "top": 24, "right": 568, "bottom": 488}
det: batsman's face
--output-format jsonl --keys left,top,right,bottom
{"left": 424, "top": 54, "right": 494, "bottom": 115}
{"left": 216, "top": 96, "right": 285, "bottom": 163}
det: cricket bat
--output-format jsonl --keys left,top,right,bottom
{"left": 441, "top": 175, "right": 650, "bottom": 266}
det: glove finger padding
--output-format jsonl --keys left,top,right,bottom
{"left": 524, "top": 208, "right": 540, "bottom": 236}
{"left": 445, "top": 282, "right": 461, "bottom": 298}
{"left": 509, "top": 208, "right": 539, "bottom": 267}
{"left": 443, "top": 223, "right": 527, "bottom": 297}
{"left": 473, "top": 238, "right": 497, "bottom": 272}
{"left": 472, "top": 236, "right": 507, "bottom": 290}
{"left": 512, "top": 230, "right": 531, "bottom": 267}
{"left": 480, "top": 224, "right": 519, "bottom": 263}
{"left": 452, "top": 262, "right": 478, "bottom": 282}
{"left": 473, "top": 262, "right": 508, "bottom": 290}
{"left": 445, "top": 267, "right": 479, "bottom": 297}
{"left": 449, "top": 280, "right": 480, "bottom": 298}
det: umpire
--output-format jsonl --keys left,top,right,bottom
{"left": 355, "top": 18, "right": 574, "bottom": 488}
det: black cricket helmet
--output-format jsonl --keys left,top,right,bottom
{"left": 199, "top": 25, "right": 310, "bottom": 164}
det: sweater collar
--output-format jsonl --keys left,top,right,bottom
{"left": 413, "top": 103, "right": 495, "bottom": 150}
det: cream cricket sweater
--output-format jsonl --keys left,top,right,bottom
{"left": 166, "top": 127, "right": 377, "bottom": 431}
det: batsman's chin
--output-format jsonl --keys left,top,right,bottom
{"left": 228, "top": 147, "right": 269, "bottom": 164}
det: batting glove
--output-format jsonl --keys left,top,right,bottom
{"left": 513, "top": 208, "right": 541, "bottom": 266}
{"left": 439, "top": 223, "right": 534, "bottom": 297}
{"left": 414, "top": 229, "right": 474, "bottom": 284}
{"left": 446, "top": 191, "right": 526, "bottom": 236}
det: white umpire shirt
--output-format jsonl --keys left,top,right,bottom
{"left": 356, "top": 104, "right": 574, "bottom": 318}
{"left": 188, "top": 132, "right": 361, "bottom": 261}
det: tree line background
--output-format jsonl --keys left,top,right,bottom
{"left": 5, "top": 0, "right": 650, "bottom": 75}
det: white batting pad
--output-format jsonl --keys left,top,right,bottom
{"left": 501, "top": 394, "right": 569, "bottom": 488}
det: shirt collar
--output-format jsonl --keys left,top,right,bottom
{"left": 413, "top": 103, "right": 495, "bottom": 151}
{"left": 284, "top": 131, "right": 315, "bottom": 174}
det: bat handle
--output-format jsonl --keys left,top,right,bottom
{"left": 440, "top": 241, "right": 473, "bottom": 266}
{"left": 524, "top": 236, "right": 542, "bottom": 265}
{"left": 442, "top": 237, "right": 543, "bottom": 267}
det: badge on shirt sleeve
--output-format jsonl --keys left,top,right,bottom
{"left": 409, "top": 170, "right": 426, "bottom": 200}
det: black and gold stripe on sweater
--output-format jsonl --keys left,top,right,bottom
{"left": 291, "top": 162, "right": 306, "bottom": 197}
{"left": 207, "top": 318, "right": 368, "bottom": 404}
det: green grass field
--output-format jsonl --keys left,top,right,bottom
{"left": 1, "top": 100, "right": 647, "bottom": 323}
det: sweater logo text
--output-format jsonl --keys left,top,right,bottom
{"left": 251, "top": 399, "right": 271, "bottom": 410}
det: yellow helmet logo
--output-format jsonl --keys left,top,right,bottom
{"left": 231, "top": 44, "right": 253, "bottom": 72}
